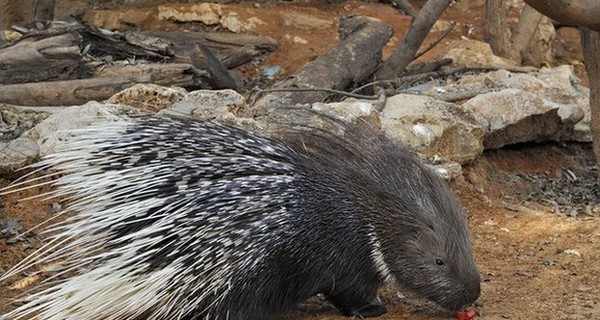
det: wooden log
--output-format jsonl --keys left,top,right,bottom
{"left": 0, "top": 32, "right": 84, "bottom": 84}
{"left": 95, "top": 63, "right": 200, "bottom": 86}
{"left": 79, "top": 28, "right": 173, "bottom": 61}
{"left": 581, "top": 28, "right": 600, "bottom": 172}
{"left": 0, "top": 63, "right": 200, "bottom": 106}
{"left": 261, "top": 16, "right": 393, "bottom": 105}
{"left": 510, "top": 4, "right": 544, "bottom": 62}
{"left": 524, "top": 0, "right": 600, "bottom": 31}
{"left": 142, "top": 31, "right": 278, "bottom": 68}
{"left": 484, "top": 0, "right": 513, "bottom": 58}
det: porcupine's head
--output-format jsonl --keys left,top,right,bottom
{"left": 306, "top": 125, "right": 482, "bottom": 312}
{"left": 356, "top": 136, "right": 481, "bottom": 312}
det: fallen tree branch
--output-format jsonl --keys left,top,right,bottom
{"left": 0, "top": 63, "right": 201, "bottom": 106}
{"left": 510, "top": 4, "right": 544, "bottom": 62}
{"left": 252, "top": 87, "right": 378, "bottom": 101}
{"left": 258, "top": 16, "right": 393, "bottom": 105}
{"left": 0, "top": 32, "right": 85, "bottom": 84}
{"left": 376, "top": 0, "right": 453, "bottom": 80}
{"left": 524, "top": 0, "right": 600, "bottom": 31}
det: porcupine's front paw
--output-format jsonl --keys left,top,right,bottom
{"left": 329, "top": 292, "right": 388, "bottom": 318}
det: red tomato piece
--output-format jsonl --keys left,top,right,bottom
{"left": 455, "top": 310, "right": 476, "bottom": 320}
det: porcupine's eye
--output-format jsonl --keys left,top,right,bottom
{"left": 435, "top": 258, "right": 445, "bottom": 266}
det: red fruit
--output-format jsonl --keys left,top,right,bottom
{"left": 455, "top": 309, "right": 476, "bottom": 320}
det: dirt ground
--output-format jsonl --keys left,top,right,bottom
{"left": 1, "top": 1, "right": 599, "bottom": 319}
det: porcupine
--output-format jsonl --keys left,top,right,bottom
{"left": 1, "top": 114, "right": 480, "bottom": 320}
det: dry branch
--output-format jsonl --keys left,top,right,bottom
{"left": 524, "top": 0, "right": 600, "bottom": 31}
{"left": 142, "top": 31, "right": 278, "bottom": 68}
{"left": 0, "top": 63, "right": 200, "bottom": 106}
{"left": 581, "top": 28, "right": 600, "bottom": 171}
{"left": 484, "top": 0, "right": 512, "bottom": 58}
{"left": 510, "top": 4, "right": 543, "bottom": 62}
{"left": 0, "top": 32, "right": 85, "bottom": 84}
{"left": 79, "top": 28, "right": 173, "bottom": 61}
{"left": 376, "top": 0, "right": 453, "bottom": 80}
{"left": 261, "top": 16, "right": 393, "bottom": 105}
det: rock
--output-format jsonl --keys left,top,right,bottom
{"left": 281, "top": 12, "right": 333, "bottom": 30}
{"left": 422, "top": 65, "right": 590, "bottom": 144}
{"left": 428, "top": 161, "right": 463, "bottom": 181}
{"left": 461, "top": 88, "right": 579, "bottom": 149}
{"left": 310, "top": 99, "right": 380, "bottom": 128}
{"left": 26, "top": 102, "right": 142, "bottom": 157}
{"left": 480, "top": 66, "right": 588, "bottom": 106}
{"left": 381, "top": 94, "right": 484, "bottom": 164}
{"left": 444, "top": 39, "right": 519, "bottom": 68}
{"left": 535, "top": 66, "right": 591, "bottom": 141}
{"left": 158, "top": 3, "right": 222, "bottom": 25}
{"left": 0, "top": 219, "right": 22, "bottom": 238}
{"left": 249, "top": 95, "right": 380, "bottom": 136}
{"left": 160, "top": 89, "right": 252, "bottom": 128}
{"left": 0, "top": 137, "right": 39, "bottom": 177}
{"left": 220, "top": 13, "right": 265, "bottom": 33}
{"left": 108, "top": 84, "right": 187, "bottom": 113}
{"left": 82, "top": 8, "right": 155, "bottom": 30}
{"left": 0, "top": 105, "right": 51, "bottom": 141}
{"left": 0, "top": 106, "right": 50, "bottom": 176}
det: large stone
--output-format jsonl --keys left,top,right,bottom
{"left": 249, "top": 95, "right": 380, "bottom": 135}
{"left": 158, "top": 3, "right": 222, "bottom": 24}
{"left": 381, "top": 94, "right": 484, "bottom": 164}
{"left": 0, "top": 105, "right": 52, "bottom": 141}
{"left": 160, "top": 89, "right": 253, "bottom": 128}
{"left": 444, "top": 39, "right": 520, "bottom": 68}
{"left": 0, "top": 137, "right": 39, "bottom": 177}
{"left": 461, "top": 88, "right": 580, "bottom": 149}
{"left": 108, "top": 84, "right": 187, "bottom": 113}
{"left": 27, "top": 102, "right": 142, "bottom": 157}
{"left": 423, "top": 66, "right": 590, "bottom": 143}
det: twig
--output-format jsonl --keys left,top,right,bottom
{"left": 353, "top": 66, "right": 502, "bottom": 94}
{"left": 414, "top": 21, "right": 456, "bottom": 60}
{"left": 421, "top": 87, "right": 502, "bottom": 102}
{"left": 376, "top": 0, "right": 454, "bottom": 80}
{"left": 404, "top": 57, "right": 453, "bottom": 75}
{"left": 252, "top": 87, "right": 379, "bottom": 100}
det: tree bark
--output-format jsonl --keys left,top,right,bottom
{"left": 510, "top": 4, "right": 543, "bottom": 62}
{"left": 0, "top": 63, "right": 199, "bottom": 106}
{"left": 375, "top": 0, "right": 452, "bottom": 80}
{"left": 581, "top": 28, "right": 600, "bottom": 171}
{"left": 0, "top": 33, "right": 84, "bottom": 84}
{"left": 485, "top": 0, "right": 512, "bottom": 58}
{"left": 262, "top": 16, "right": 393, "bottom": 105}
{"left": 524, "top": 0, "right": 600, "bottom": 31}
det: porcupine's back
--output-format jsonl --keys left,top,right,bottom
{"left": 2, "top": 116, "right": 326, "bottom": 320}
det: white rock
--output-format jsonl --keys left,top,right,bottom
{"left": 381, "top": 94, "right": 484, "bottom": 164}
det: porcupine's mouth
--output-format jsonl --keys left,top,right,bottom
{"left": 432, "top": 281, "right": 481, "bottom": 311}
